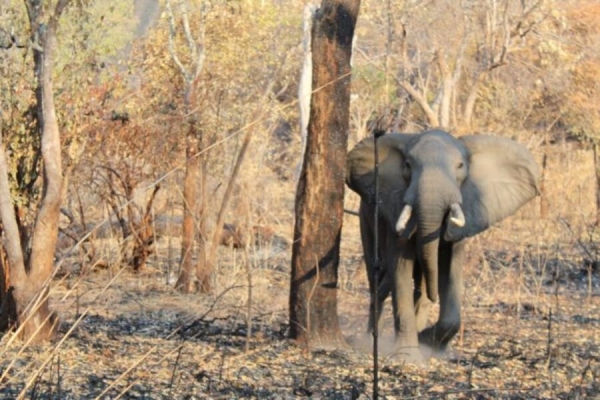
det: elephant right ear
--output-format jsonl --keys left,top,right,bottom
{"left": 346, "top": 133, "right": 413, "bottom": 229}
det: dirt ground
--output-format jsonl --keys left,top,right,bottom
{"left": 1, "top": 146, "right": 599, "bottom": 399}
{"left": 0, "top": 207, "right": 598, "bottom": 399}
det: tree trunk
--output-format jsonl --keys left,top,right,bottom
{"left": 195, "top": 166, "right": 210, "bottom": 293}
{"left": 463, "top": 74, "right": 482, "bottom": 130}
{"left": 0, "top": 0, "right": 71, "bottom": 342}
{"left": 289, "top": 0, "right": 360, "bottom": 348}
{"left": 166, "top": 0, "right": 208, "bottom": 294}
{"left": 399, "top": 81, "right": 440, "bottom": 128}
{"left": 594, "top": 143, "right": 600, "bottom": 226}
{"left": 540, "top": 152, "right": 549, "bottom": 219}
{"left": 176, "top": 127, "right": 201, "bottom": 293}
{"left": 205, "top": 130, "right": 252, "bottom": 289}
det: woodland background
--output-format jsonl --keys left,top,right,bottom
{"left": 0, "top": 0, "right": 598, "bottom": 398}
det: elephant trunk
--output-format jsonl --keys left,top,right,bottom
{"left": 415, "top": 172, "right": 462, "bottom": 303}
{"left": 415, "top": 202, "right": 445, "bottom": 303}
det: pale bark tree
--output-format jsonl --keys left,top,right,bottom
{"left": 0, "top": 0, "right": 70, "bottom": 342}
{"left": 296, "top": 3, "right": 316, "bottom": 180}
{"left": 166, "top": 0, "right": 210, "bottom": 293}
{"left": 393, "top": 0, "right": 543, "bottom": 130}
{"left": 289, "top": 0, "right": 361, "bottom": 347}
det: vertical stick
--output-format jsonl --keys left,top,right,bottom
{"left": 372, "top": 129, "right": 384, "bottom": 400}
{"left": 545, "top": 307, "right": 553, "bottom": 369}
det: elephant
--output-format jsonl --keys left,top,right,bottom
{"left": 346, "top": 129, "right": 540, "bottom": 361}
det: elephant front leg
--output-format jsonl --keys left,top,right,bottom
{"left": 413, "top": 258, "right": 433, "bottom": 332}
{"left": 390, "top": 238, "right": 422, "bottom": 362}
{"left": 360, "top": 203, "right": 390, "bottom": 334}
{"left": 419, "top": 240, "right": 464, "bottom": 352}
{"left": 367, "top": 269, "right": 391, "bottom": 334}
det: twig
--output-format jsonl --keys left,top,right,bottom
{"left": 167, "top": 342, "right": 185, "bottom": 398}
{"left": 244, "top": 247, "right": 253, "bottom": 354}
{"left": 577, "top": 359, "right": 593, "bottom": 397}
{"left": 545, "top": 307, "right": 553, "bottom": 370}
{"left": 467, "top": 347, "right": 480, "bottom": 388}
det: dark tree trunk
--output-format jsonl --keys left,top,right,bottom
{"left": 289, "top": 0, "right": 360, "bottom": 348}
{"left": 540, "top": 152, "right": 549, "bottom": 219}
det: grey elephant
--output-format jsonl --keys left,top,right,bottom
{"left": 346, "top": 129, "right": 540, "bottom": 361}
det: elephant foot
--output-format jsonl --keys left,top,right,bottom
{"left": 418, "top": 323, "right": 458, "bottom": 354}
{"left": 390, "top": 341, "right": 426, "bottom": 365}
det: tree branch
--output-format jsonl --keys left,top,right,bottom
{"left": 0, "top": 128, "right": 26, "bottom": 284}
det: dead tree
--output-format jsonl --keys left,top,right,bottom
{"left": 289, "top": 0, "right": 361, "bottom": 347}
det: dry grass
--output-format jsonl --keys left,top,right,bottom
{"left": 1, "top": 146, "right": 599, "bottom": 399}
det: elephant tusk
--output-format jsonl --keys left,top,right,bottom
{"left": 395, "top": 204, "right": 413, "bottom": 234}
{"left": 449, "top": 203, "right": 466, "bottom": 227}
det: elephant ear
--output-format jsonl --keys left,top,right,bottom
{"left": 449, "top": 135, "right": 540, "bottom": 241}
{"left": 346, "top": 133, "right": 414, "bottom": 229}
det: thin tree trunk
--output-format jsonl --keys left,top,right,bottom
{"left": 167, "top": 0, "right": 207, "bottom": 294}
{"left": 289, "top": 0, "right": 360, "bottom": 348}
{"left": 0, "top": 137, "right": 23, "bottom": 332}
{"left": 540, "top": 151, "right": 549, "bottom": 219}
{"left": 594, "top": 143, "right": 600, "bottom": 226}
{"left": 2, "top": 0, "right": 71, "bottom": 342}
{"left": 195, "top": 162, "right": 209, "bottom": 292}
{"left": 463, "top": 74, "right": 482, "bottom": 130}
{"left": 204, "top": 130, "right": 252, "bottom": 292}
{"left": 176, "top": 128, "right": 200, "bottom": 293}
{"left": 436, "top": 51, "right": 453, "bottom": 129}
{"left": 399, "top": 81, "right": 440, "bottom": 127}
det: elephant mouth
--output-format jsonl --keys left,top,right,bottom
{"left": 444, "top": 202, "right": 465, "bottom": 241}
{"left": 395, "top": 202, "right": 465, "bottom": 239}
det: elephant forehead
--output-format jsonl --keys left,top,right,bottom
{"left": 409, "top": 135, "right": 466, "bottom": 165}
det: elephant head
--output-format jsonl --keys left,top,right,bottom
{"left": 346, "top": 130, "right": 540, "bottom": 303}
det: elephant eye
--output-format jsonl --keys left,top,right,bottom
{"left": 457, "top": 162, "right": 464, "bottom": 169}
{"left": 405, "top": 160, "right": 411, "bottom": 170}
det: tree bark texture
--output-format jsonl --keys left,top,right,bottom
{"left": 0, "top": 0, "right": 71, "bottom": 342}
{"left": 289, "top": 0, "right": 360, "bottom": 347}
{"left": 167, "top": 0, "right": 208, "bottom": 294}
{"left": 594, "top": 143, "right": 600, "bottom": 226}
{"left": 176, "top": 122, "right": 202, "bottom": 293}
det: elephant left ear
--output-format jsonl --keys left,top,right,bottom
{"left": 449, "top": 135, "right": 541, "bottom": 241}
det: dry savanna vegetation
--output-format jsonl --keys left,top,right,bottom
{"left": 0, "top": 0, "right": 598, "bottom": 398}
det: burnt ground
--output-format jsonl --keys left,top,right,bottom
{"left": 0, "top": 223, "right": 599, "bottom": 399}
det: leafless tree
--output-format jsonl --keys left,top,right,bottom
{"left": 0, "top": 0, "right": 71, "bottom": 342}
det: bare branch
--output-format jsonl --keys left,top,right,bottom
{"left": 397, "top": 79, "right": 440, "bottom": 127}
{"left": 166, "top": 0, "right": 190, "bottom": 80}
{"left": 180, "top": 0, "right": 197, "bottom": 61}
